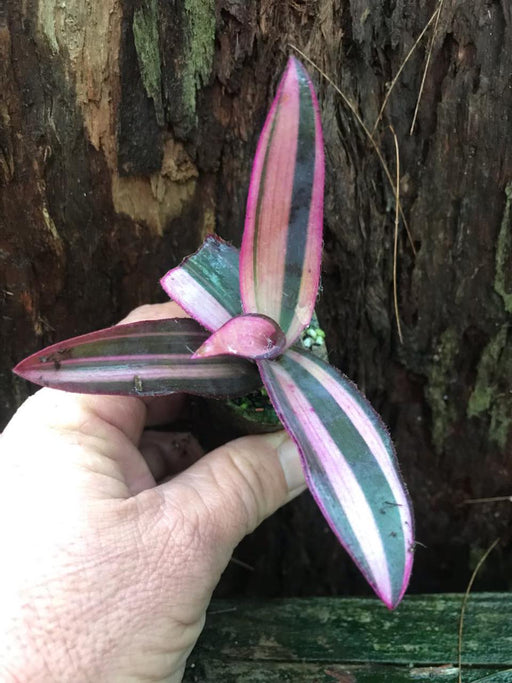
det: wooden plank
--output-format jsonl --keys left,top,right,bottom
{"left": 184, "top": 594, "right": 512, "bottom": 681}
{"left": 186, "top": 662, "right": 512, "bottom": 683}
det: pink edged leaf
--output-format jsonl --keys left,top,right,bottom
{"left": 14, "top": 318, "right": 261, "bottom": 398}
{"left": 258, "top": 348, "right": 414, "bottom": 609}
{"left": 240, "top": 57, "right": 324, "bottom": 348}
{"left": 192, "top": 314, "right": 286, "bottom": 361}
{"left": 160, "top": 235, "right": 242, "bottom": 332}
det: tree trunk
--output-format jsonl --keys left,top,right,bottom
{"left": 1, "top": 0, "right": 511, "bottom": 596}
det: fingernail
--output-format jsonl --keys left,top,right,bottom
{"left": 278, "top": 438, "right": 306, "bottom": 496}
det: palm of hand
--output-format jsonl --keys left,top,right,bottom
{"left": 1, "top": 304, "right": 303, "bottom": 682}
{"left": 1, "top": 389, "right": 210, "bottom": 681}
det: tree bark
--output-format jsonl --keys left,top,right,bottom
{"left": 1, "top": 0, "right": 511, "bottom": 595}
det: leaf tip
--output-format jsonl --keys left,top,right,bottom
{"left": 12, "top": 359, "right": 26, "bottom": 379}
{"left": 190, "top": 345, "right": 212, "bottom": 360}
{"left": 193, "top": 314, "right": 286, "bottom": 361}
{"left": 12, "top": 353, "right": 44, "bottom": 384}
{"left": 380, "top": 541, "right": 415, "bottom": 610}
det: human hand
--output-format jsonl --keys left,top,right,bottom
{"left": 0, "top": 303, "right": 306, "bottom": 682}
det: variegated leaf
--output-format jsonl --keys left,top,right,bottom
{"left": 258, "top": 347, "right": 414, "bottom": 608}
{"left": 240, "top": 57, "right": 324, "bottom": 347}
{"left": 14, "top": 318, "right": 261, "bottom": 398}
{"left": 160, "top": 235, "right": 242, "bottom": 332}
{"left": 193, "top": 314, "right": 286, "bottom": 361}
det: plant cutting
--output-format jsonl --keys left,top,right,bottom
{"left": 14, "top": 57, "right": 414, "bottom": 609}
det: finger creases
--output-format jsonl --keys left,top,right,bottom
{"left": 157, "top": 431, "right": 306, "bottom": 551}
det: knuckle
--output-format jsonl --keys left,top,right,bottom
{"left": 213, "top": 445, "right": 271, "bottom": 536}
{"left": 133, "top": 488, "right": 206, "bottom": 568}
{"left": 120, "top": 304, "right": 156, "bottom": 323}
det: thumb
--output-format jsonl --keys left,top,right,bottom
{"left": 159, "top": 431, "right": 306, "bottom": 554}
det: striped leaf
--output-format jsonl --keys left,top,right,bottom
{"left": 160, "top": 235, "right": 242, "bottom": 332}
{"left": 240, "top": 57, "right": 324, "bottom": 348}
{"left": 193, "top": 314, "right": 286, "bottom": 361}
{"left": 258, "top": 347, "right": 414, "bottom": 609}
{"left": 14, "top": 318, "right": 261, "bottom": 398}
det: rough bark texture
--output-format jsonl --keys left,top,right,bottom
{"left": 1, "top": 0, "right": 511, "bottom": 596}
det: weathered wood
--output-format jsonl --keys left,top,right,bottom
{"left": 1, "top": 0, "right": 511, "bottom": 596}
{"left": 186, "top": 663, "right": 512, "bottom": 683}
{"left": 184, "top": 594, "right": 512, "bottom": 681}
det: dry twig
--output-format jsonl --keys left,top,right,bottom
{"left": 410, "top": 0, "right": 445, "bottom": 135}
{"left": 389, "top": 125, "right": 404, "bottom": 344}
{"left": 458, "top": 538, "right": 500, "bottom": 683}
{"left": 372, "top": 5, "right": 441, "bottom": 136}
{"left": 463, "top": 495, "right": 512, "bottom": 505}
{"left": 289, "top": 44, "right": 416, "bottom": 256}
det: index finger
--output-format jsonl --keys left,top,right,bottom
{"left": 7, "top": 302, "right": 191, "bottom": 450}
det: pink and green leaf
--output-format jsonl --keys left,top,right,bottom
{"left": 258, "top": 348, "right": 414, "bottom": 609}
{"left": 12, "top": 57, "right": 414, "bottom": 608}
{"left": 161, "top": 235, "right": 242, "bottom": 332}
{"left": 14, "top": 318, "right": 261, "bottom": 398}
{"left": 240, "top": 56, "right": 324, "bottom": 348}
{"left": 193, "top": 314, "right": 286, "bottom": 361}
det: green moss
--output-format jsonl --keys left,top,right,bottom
{"left": 226, "top": 386, "right": 281, "bottom": 429}
{"left": 467, "top": 325, "right": 512, "bottom": 450}
{"left": 182, "top": 0, "right": 216, "bottom": 123}
{"left": 489, "top": 393, "right": 512, "bottom": 450}
{"left": 467, "top": 327, "right": 507, "bottom": 416}
{"left": 38, "top": 4, "right": 59, "bottom": 54}
{"left": 300, "top": 313, "right": 328, "bottom": 361}
{"left": 133, "top": 0, "right": 164, "bottom": 125}
{"left": 494, "top": 183, "right": 512, "bottom": 314}
{"left": 133, "top": 0, "right": 215, "bottom": 133}
{"left": 426, "top": 328, "right": 459, "bottom": 453}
